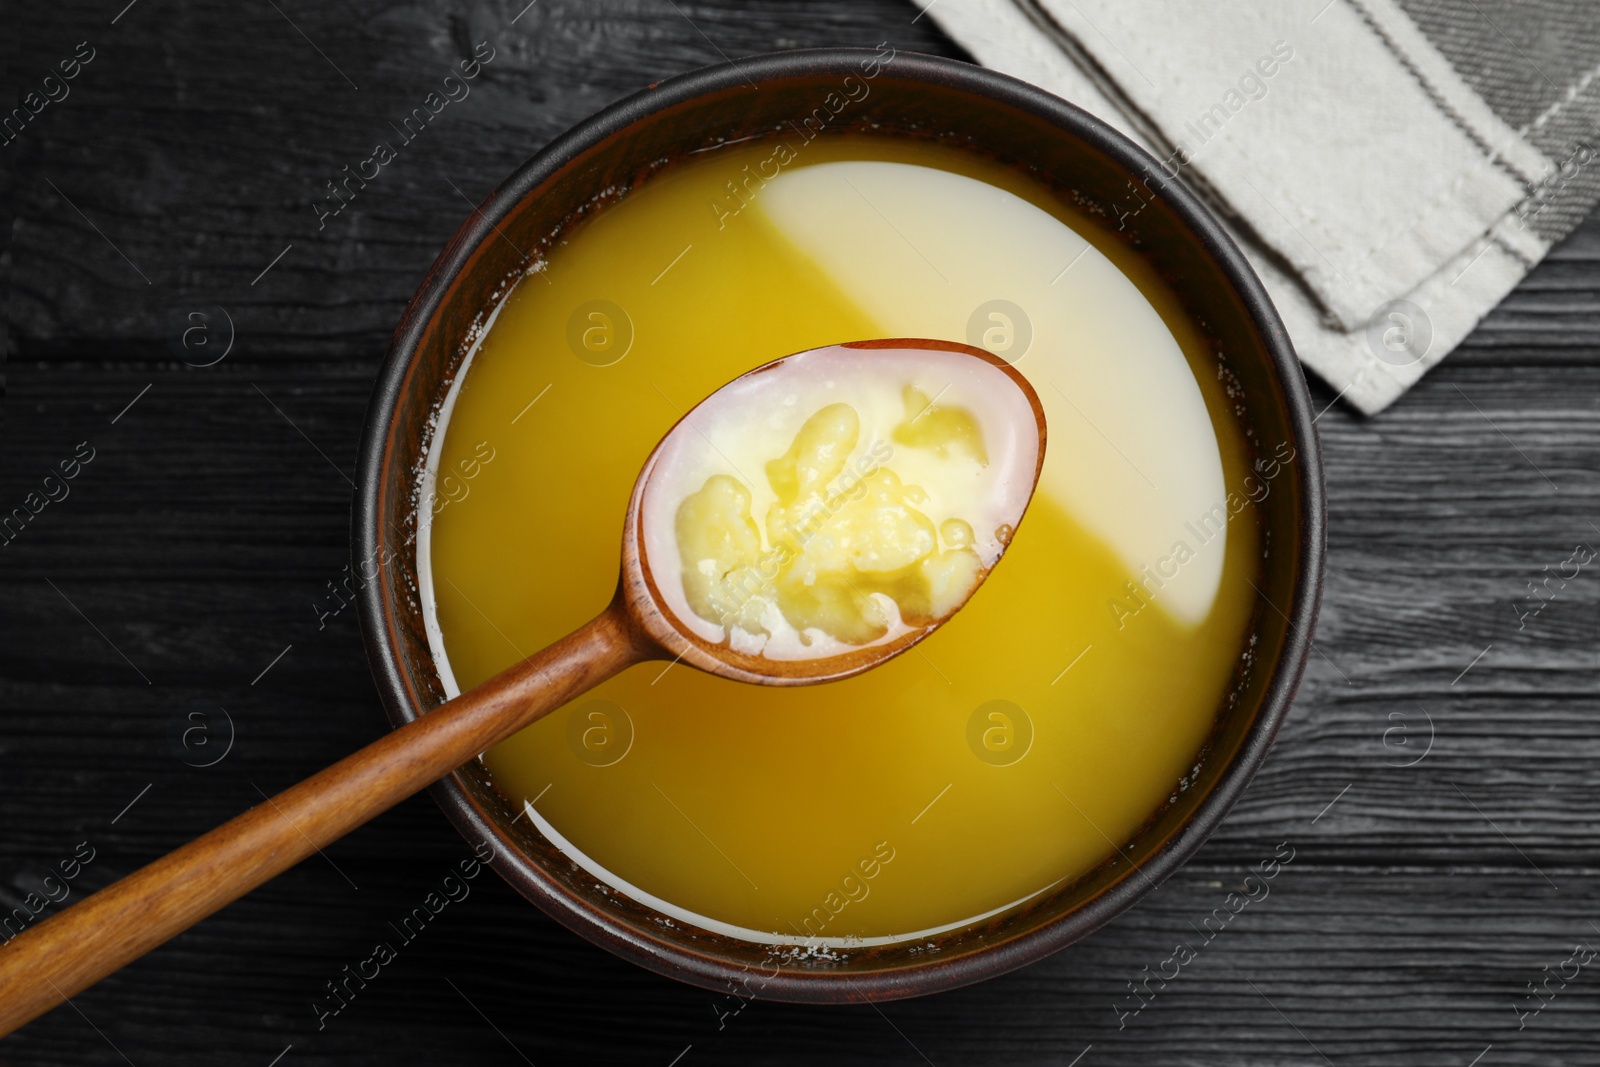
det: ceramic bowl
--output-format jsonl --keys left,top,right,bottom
{"left": 355, "top": 47, "right": 1324, "bottom": 1003}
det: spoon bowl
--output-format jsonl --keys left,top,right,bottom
{"left": 623, "top": 337, "right": 1047, "bottom": 685}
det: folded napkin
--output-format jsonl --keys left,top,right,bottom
{"left": 927, "top": 0, "right": 1600, "bottom": 413}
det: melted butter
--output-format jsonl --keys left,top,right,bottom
{"left": 425, "top": 135, "right": 1262, "bottom": 941}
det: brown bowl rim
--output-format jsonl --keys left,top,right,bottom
{"left": 353, "top": 47, "right": 1326, "bottom": 1004}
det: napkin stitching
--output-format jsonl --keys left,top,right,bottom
{"left": 1336, "top": 227, "right": 1523, "bottom": 396}
{"left": 1490, "top": 227, "right": 1537, "bottom": 269}
{"left": 1005, "top": 0, "right": 1284, "bottom": 247}
{"left": 1202, "top": 119, "right": 1515, "bottom": 316}
{"left": 1048, "top": 0, "right": 1182, "bottom": 88}
{"left": 1015, "top": 0, "right": 1365, "bottom": 270}
{"left": 1346, "top": 0, "right": 1537, "bottom": 188}
{"left": 1008, "top": 0, "right": 1171, "bottom": 151}
{"left": 1242, "top": 0, "right": 1546, "bottom": 293}
{"left": 1347, "top": 147, "right": 1526, "bottom": 279}
{"left": 935, "top": 0, "right": 1600, "bottom": 410}
{"left": 1358, "top": 56, "right": 1600, "bottom": 278}
{"left": 1022, "top": 0, "right": 1536, "bottom": 307}
{"left": 1521, "top": 58, "right": 1600, "bottom": 137}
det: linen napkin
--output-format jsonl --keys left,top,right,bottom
{"left": 926, "top": 0, "right": 1600, "bottom": 413}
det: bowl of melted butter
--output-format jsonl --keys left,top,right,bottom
{"left": 356, "top": 48, "right": 1324, "bottom": 1002}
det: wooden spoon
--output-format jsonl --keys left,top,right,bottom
{"left": 0, "top": 338, "right": 1045, "bottom": 1034}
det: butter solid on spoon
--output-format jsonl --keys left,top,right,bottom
{"left": 0, "top": 337, "right": 1045, "bottom": 1034}
{"left": 636, "top": 339, "right": 1046, "bottom": 674}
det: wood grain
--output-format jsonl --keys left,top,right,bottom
{"left": 3, "top": 0, "right": 1598, "bottom": 1063}
{"left": 0, "top": 600, "right": 644, "bottom": 1035}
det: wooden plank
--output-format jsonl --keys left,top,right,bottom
{"left": 5, "top": 0, "right": 1599, "bottom": 1062}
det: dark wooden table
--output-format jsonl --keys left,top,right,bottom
{"left": 5, "top": 1, "right": 1598, "bottom": 1063}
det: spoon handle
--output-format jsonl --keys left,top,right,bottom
{"left": 0, "top": 598, "right": 647, "bottom": 1036}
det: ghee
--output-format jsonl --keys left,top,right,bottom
{"left": 422, "top": 135, "right": 1263, "bottom": 944}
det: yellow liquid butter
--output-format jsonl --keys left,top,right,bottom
{"left": 423, "top": 135, "right": 1262, "bottom": 944}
